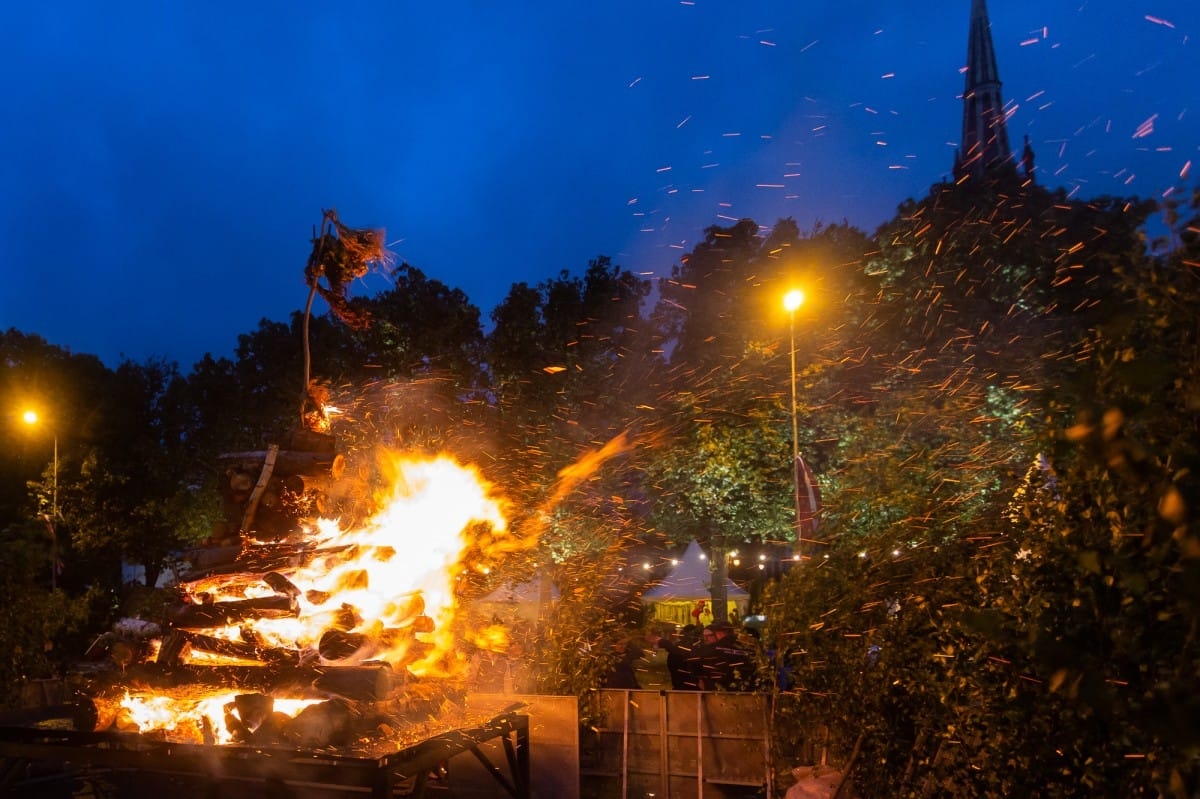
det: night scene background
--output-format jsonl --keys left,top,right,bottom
{"left": 2, "top": 2, "right": 1200, "bottom": 797}
{"left": 1, "top": 0, "right": 1195, "bottom": 366}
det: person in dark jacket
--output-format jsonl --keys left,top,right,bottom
{"left": 694, "top": 620, "right": 757, "bottom": 691}
{"left": 646, "top": 624, "right": 698, "bottom": 690}
{"left": 602, "top": 636, "right": 642, "bottom": 689}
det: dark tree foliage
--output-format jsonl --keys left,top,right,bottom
{"left": 0, "top": 518, "right": 97, "bottom": 709}
{"left": 0, "top": 331, "right": 110, "bottom": 532}
{"left": 867, "top": 178, "right": 1155, "bottom": 390}
{"left": 763, "top": 180, "right": 1199, "bottom": 797}
{"left": 485, "top": 256, "right": 659, "bottom": 564}
{"left": 654, "top": 218, "right": 768, "bottom": 368}
{"left": 645, "top": 218, "right": 880, "bottom": 552}
{"left": 69, "top": 358, "right": 215, "bottom": 589}
{"left": 346, "top": 264, "right": 484, "bottom": 388}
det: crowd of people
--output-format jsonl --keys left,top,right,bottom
{"left": 465, "top": 613, "right": 768, "bottom": 695}
{"left": 608, "top": 618, "right": 760, "bottom": 692}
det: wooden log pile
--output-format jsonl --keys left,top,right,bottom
{"left": 216, "top": 437, "right": 347, "bottom": 543}
{"left": 73, "top": 414, "right": 464, "bottom": 749}
{"left": 77, "top": 567, "right": 444, "bottom": 747}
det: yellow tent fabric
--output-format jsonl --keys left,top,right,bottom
{"left": 641, "top": 539, "right": 749, "bottom": 626}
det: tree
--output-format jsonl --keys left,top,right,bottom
{"left": 69, "top": 358, "right": 214, "bottom": 588}
{"left": 644, "top": 218, "right": 881, "bottom": 559}
{"left": 348, "top": 264, "right": 484, "bottom": 387}
{"left": 0, "top": 519, "right": 96, "bottom": 709}
{"left": 654, "top": 218, "right": 767, "bottom": 368}
{"left": 760, "top": 178, "right": 1195, "bottom": 796}
{"left": 0, "top": 331, "right": 109, "bottom": 534}
{"left": 485, "top": 257, "right": 658, "bottom": 564}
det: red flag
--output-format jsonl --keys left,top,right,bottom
{"left": 795, "top": 454, "right": 822, "bottom": 539}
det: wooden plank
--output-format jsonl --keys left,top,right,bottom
{"left": 240, "top": 443, "right": 280, "bottom": 533}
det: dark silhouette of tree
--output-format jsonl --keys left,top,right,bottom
{"left": 485, "top": 256, "right": 657, "bottom": 565}
{"left": 347, "top": 264, "right": 484, "bottom": 387}
{"left": 69, "top": 358, "right": 213, "bottom": 588}
{"left": 762, "top": 177, "right": 1195, "bottom": 796}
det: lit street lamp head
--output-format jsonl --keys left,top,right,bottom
{"left": 22, "top": 409, "right": 39, "bottom": 426}
{"left": 783, "top": 289, "right": 804, "bottom": 313}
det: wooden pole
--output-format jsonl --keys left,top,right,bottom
{"left": 240, "top": 444, "right": 280, "bottom": 533}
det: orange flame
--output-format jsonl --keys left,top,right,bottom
{"left": 118, "top": 690, "right": 322, "bottom": 744}
{"left": 179, "top": 453, "right": 518, "bottom": 676}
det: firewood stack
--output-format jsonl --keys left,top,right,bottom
{"left": 215, "top": 426, "right": 348, "bottom": 544}
{"left": 83, "top": 411, "right": 445, "bottom": 749}
{"left": 78, "top": 550, "right": 447, "bottom": 748}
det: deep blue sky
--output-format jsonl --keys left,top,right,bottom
{"left": 2, "top": 2, "right": 1196, "bottom": 368}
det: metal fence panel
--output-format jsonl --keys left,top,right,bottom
{"left": 581, "top": 690, "right": 771, "bottom": 799}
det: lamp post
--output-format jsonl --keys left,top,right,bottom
{"left": 22, "top": 410, "right": 58, "bottom": 590}
{"left": 782, "top": 290, "right": 804, "bottom": 555}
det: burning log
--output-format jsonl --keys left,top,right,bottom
{"left": 232, "top": 692, "right": 275, "bottom": 732}
{"left": 167, "top": 630, "right": 299, "bottom": 666}
{"left": 105, "top": 662, "right": 400, "bottom": 703}
{"left": 310, "top": 665, "right": 399, "bottom": 701}
{"left": 316, "top": 620, "right": 434, "bottom": 664}
{"left": 263, "top": 570, "right": 301, "bottom": 598}
{"left": 169, "top": 595, "right": 298, "bottom": 629}
{"left": 318, "top": 629, "right": 365, "bottom": 661}
{"left": 217, "top": 692, "right": 293, "bottom": 744}
{"left": 220, "top": 449, "right": 346, "bottom": 480}
{"left": 281, "top": 697, "right": 355, "bottom": 748}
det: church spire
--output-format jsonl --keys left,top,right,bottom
{"left": 954, "top": 0, "right": 1014, "bottom": 182}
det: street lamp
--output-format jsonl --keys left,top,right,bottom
{"left": 782, "top": 290, "right": 805, "bottom": 555}
{"left": 22, "top": 409, "right": 58, "bottom": 590}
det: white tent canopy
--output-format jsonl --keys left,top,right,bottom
{"left": 642, "top": 539, "right": 749, "bottom": 626}
{"left": 473, "top": 574, "right": 560, "bottom": 625}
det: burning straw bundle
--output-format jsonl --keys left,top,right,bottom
{"left": 304, "top": 208, "right": 393, "bottom": 330}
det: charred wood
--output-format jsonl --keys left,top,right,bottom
{"left": 281, "top": 697, "right": 355, "bottom": 749}
{"left": 156, "top": 631, "right": 190, "bottom": 666}
{"left": 97, "top": 663, "right": 399, "bottom": 702}
{"left": 287, "top": 428, "right": 336, "bottom": 454}
{"left": 174, "top": 630, "right": 299, "bottom": 666}
{"left": 310, "top": 666, "right": 399, "bottom": 702}
{"left": 180, "top": 542, "right": 352, "bottom": 581}
{"left": 169, "top": 595, "right": 298, "bottom": 628}
{"left": 232, "top": 692, "right": 275, "bottom": 732}
{"left": 219, "top": 450, "right": 345, "bottom": 479}
{"left": 263, "top": 571, "right": 301, "bottom": 598}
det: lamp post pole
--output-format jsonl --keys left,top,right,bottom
{"left": 51, "top": 433, "right": 58, "bottom": 591}
{"left": 783, "top": 290, "right": 804, "bottom": 556}
{"left": 22, "top": 410, "right": 58, "bottom": 590}
{"left": 52, "top": 431, "right": 58, "bottom": 520}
